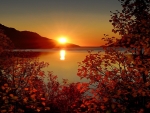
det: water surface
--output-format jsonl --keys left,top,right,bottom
{"left": 15, "top": 47, "right": 125, "bottom": 83}
{"left": 35, "top": 47, "right": 103, "bottom": 83}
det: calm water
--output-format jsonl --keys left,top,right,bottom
{"left": 14, "top": 47, "right": 126, "bottom": 83}
{"left": 32, "top": 47, "right": 103, "bottom": 83}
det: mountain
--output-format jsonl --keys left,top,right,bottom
{"left": 0, "top": 24, "right": 80, "bottom": 49}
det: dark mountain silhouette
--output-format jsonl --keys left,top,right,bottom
{"left": 0, "top": 24, "right": 80, "bottom": 49}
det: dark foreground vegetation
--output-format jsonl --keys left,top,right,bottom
{"left": 0, "top": 0, "right": 150, "bottom": 112}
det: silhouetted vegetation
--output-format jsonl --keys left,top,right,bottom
{"left": 77, "top": 0, "right": 150, "bottom": 112}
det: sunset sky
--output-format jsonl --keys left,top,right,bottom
{"left": 0, "top": 0, "right": 122, "bottom": 46}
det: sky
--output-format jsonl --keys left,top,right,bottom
{"left": 0, "top": 0, "right": 122, "bottom": 46}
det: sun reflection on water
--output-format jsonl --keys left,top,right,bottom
{"left": 60, "top": 50, "right": 66, "bottom": 60}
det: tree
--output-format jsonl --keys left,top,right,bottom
{"left": 78, "top": 47, "right": 150, "bottom": 112}
{"left": 46, "top": 78, "right": 88, "bottom": 113}
{"left": 110, "top": 0, "right": 150, "bottom": 70}
{"left": 0, "top": 29, "right": 13, "bottom": 54}
{"left": 110, "top": 0, "right": 150, "bottom": 51}
{"left": 109, "top": 0, "right": 150, "bottom": 84}
{"left": 0, "top": 30, "right": 52, "bottom": 112}
{"left": 0, "top": 29, "right": 14, "bottom": 77}
{"left": 77, "top": 0, "right": 150, "bottom": 112}
{"left": 110, "top": 0, "right": 150, "bottom": 102}
{"left": 0, "top": 51, "right": 50, "bottom": 112}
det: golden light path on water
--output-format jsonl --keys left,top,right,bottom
{"left": 60, "top": 49, "right": 66, "bottom": 60}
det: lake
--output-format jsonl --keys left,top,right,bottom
{"left": 24, "top": 47, "right": 104, "bottom": 83}
{"left": 14, "top": 47, "right": 126, "bottom": 83}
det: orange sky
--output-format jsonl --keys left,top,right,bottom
{"left": 0, "top": 0, "right": 121, "bottom": 46}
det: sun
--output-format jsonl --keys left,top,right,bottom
{"left": 58, "top": 37, "right": 67, "bottom": 44}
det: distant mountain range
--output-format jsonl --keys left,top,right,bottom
{"left": 0, "top": 24, "right": 80, "bottom": 49}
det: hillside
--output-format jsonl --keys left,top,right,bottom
{"left": 0, "top": 24, "right": 80, "bottom": 49}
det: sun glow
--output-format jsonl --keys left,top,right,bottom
{"left": 60, "top": 50, "right": 66, "bottom": 60}
{"left": 58, "top": 37, "right": 67, "bottom": 44}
